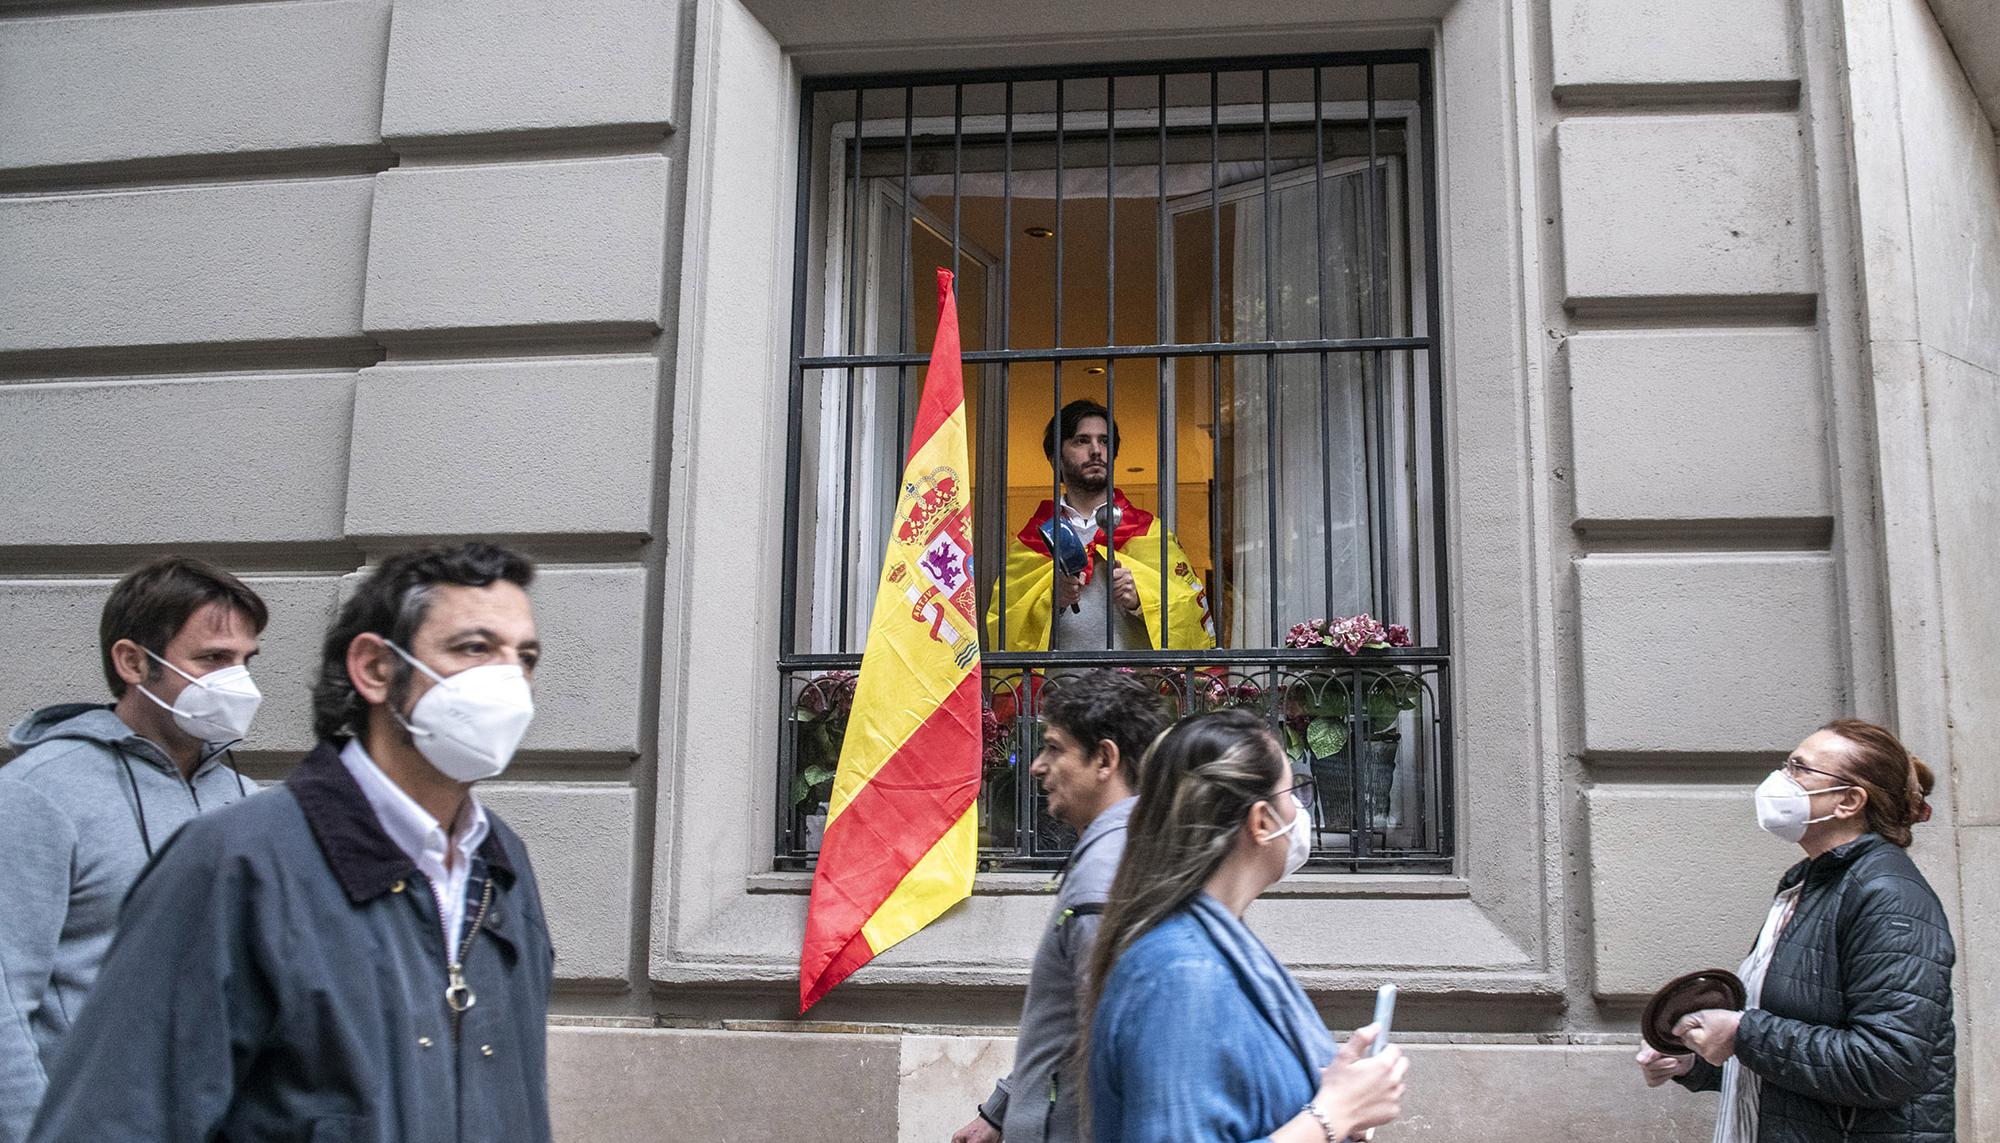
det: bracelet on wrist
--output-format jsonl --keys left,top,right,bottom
{"left": 1300, "top": 1101, "right": 1342, "bottom": 1143}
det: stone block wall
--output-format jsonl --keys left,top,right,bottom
{"left": 1842, "top": 0, "right": 2000, "bottom": 1134}
{"left": 1541, "top": 0, "right": 1884, "bottom": 1018}
{"left": 0, "top": 0, "right": 685, "bottom": 997}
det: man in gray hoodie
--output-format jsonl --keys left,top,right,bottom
{"left": 0, "top": 556, "right": 267, "bottom": 1143}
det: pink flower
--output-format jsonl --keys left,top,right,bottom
{"left": 1327, "top": 614, "right": 1384, "bottom": 653}
{"left": 981, "top": 705, "right": 1012, "bottom": 767}
{"left": 1285, "top": 614, "right": 1407, "bottom": 653}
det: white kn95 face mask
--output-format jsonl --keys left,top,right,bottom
{"left": 1754, "top": 769, "right": 1853, "bottom": 843}
{"left": 139, "top": 649, "right": 263, "bottom": 745}
{"left": 385, "top": 640, "right": 535, "bottom": 783}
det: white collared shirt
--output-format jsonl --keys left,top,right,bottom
{"left": 339, "top": 738, "right": 490, "bottom": 955}
{"left": 1059, "top": 496, "right": 1104, "bottom": 540}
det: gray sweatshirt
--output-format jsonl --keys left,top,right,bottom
{"left": 0, "top": 704, "right": 255, "bottom": 1143}
{"left": 981, "top": 796, "right": 1135, "bottom": 1143}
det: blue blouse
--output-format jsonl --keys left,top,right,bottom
{"left": 1088, "top": 894, "right": 1335, "bottom": 1142}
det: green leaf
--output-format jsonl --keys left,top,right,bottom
{"left": 812, "top": 724, "right": 842, "bottom": 757}
{"left": 1307, "top": 717, "right": 1348, "bottom": 758}
{"left": 1396, "top": 673, "right": 1424, "bottom": 705}
{"left": 1305, "top": 689, "right": 1348, "bottom": 719}
{"left": 1282, "top": 724, "right": 1306, "bottom": 761}
{"left": 1365, "top": 691, "right": 1399, "bottom": 725}
{"left": 794, "top": 765, "right": 836, "bottom": 806}
{"left": 1364, "top": 672, "right": 1424, "bottom": 723}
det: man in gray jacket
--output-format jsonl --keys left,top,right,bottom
{"left": 28, "top": 542, "right": 555, "bottom": 1143}
{"left": 953, "top": 670, "right": 1168, "bottom": 1143}
{"left": 0, "top": 556, "right": 267, "bottom": 1143}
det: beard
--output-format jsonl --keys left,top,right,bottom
{"left": 1061, "top": 458, "right": 1108, "bottom": 496}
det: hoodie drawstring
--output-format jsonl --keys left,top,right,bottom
{"left": 113, "top": 747, "right": 156, "bottom": 859}
{"left": 111, "top": 739, "right": 249, "bottom": 860}
{"left": 221, "top": 746, "right": 248, "bottom": 798}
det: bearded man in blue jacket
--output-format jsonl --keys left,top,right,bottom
{"left": 28, "top": 543, "right": 557, "bottom": 1143}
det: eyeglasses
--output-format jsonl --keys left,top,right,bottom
{"left": 1270, "top": 778, "right": 1317, "bottom": 813}
{"left": 1782, "top": 757, "right": 1846, "bottom": 783}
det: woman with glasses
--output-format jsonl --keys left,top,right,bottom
{"left": 1635, "top": 719, "right": 1957, "bottom": 1143}
{"left": 1084, "top": 709, "right": 1408, "bottom": 1142}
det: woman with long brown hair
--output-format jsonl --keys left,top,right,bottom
{"left": 1636, "top": 718, "right": 1957, "bottom": 1142}
{"left": 1084, "top": 709, "right": 1407, "bottom": 1142}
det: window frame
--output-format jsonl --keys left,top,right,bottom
{"left": 775, "top": 50, "right": 1453, "bottom": 874}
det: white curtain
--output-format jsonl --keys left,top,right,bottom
{"left": 1227, "top": 163, "right": 1392, "bottom": 647}
{"left": 810, "top": 183, "right": 996, "bottom": 653}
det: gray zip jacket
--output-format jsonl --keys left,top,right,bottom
{"left": 981, "top": 796, "right": 1135, "bottom": 1143}
{"left": 0, "top": 704, "right": 253, "bottom": 1143}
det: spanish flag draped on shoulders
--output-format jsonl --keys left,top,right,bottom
{"left": 986, "top": 489, "right": 1216, "bottom": 652}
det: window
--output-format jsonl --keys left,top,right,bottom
{"left": 779, "top": 54, "right": 1451, "bottom": 872}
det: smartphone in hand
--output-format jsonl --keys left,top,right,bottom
{"left": 1368, "top": 984, "right": 1397, "bottom": 1057}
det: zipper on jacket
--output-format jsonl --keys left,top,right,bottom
{"left": 444, "top": 877, "right": 495, "bottom": 1039}
{"left": 114, "top": 745, "right": 211, "bottom": 856}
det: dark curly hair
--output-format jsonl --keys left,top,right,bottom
{"left": 311, "top": 542, "right": 534, "bottom": 741}
{"left": 1039, "top": 669, "right": 1171, "bottom": 789}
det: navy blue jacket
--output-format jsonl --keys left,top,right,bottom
{"left": 28, "top": 740, "right": 555, "bottom": 1143}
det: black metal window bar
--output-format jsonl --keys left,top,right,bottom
{"left": 779, "top": 53, "right": 1451, "bottom": 873}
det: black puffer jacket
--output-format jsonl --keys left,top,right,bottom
{"left": 1678, "top": 833, "right": 1956, "bottom": 1142}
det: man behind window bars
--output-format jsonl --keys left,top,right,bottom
{"left": 987, "top": 399, "right": 1215, "bottom": 652}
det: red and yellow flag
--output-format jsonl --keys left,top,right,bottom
{"left": 799, "top": 268, "right": 982, "bottom": 1012}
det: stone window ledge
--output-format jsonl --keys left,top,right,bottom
{"left": 745, "top": 870, "right": 1470, "bottom": 899}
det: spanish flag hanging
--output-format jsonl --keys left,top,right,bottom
{"left": 799, "top": 268, "right": 982, "bottom": 1013}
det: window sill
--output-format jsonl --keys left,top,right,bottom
{"left": 746, "top": 870, "right": 1470, "bottom": 899}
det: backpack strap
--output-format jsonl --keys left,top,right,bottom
{"left": 1054, "top": 901, "right": 1106, "bottom": 927}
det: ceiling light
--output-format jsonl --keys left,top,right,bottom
{"left": 1025, "top": 225, "right": 1054, "bottom": 239}
{"left": 1084, "top": 365, "right": 1105, "bottom": 375}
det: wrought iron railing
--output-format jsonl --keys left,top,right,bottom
{"left": 776, "top": 653, "right": 1451, "bottom": 872}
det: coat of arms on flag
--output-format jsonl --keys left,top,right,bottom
{"left": 896, "top": 467, "right": 978, "bottom": 668}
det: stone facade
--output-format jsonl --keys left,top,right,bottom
{"left": 0, "top": 0, "right": 1992, "bottom": 1138}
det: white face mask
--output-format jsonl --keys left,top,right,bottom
{"left": 1257, "top": 793, "right": 1314, "bottom": 879}
{"left": 1755, "top": 769, "right": 1853, "bottom": 843}
{"left": 138, "top": 649, "right": 262, "bottom": 745}
{"left": 385, "top": 640, "right": 535, "bottom": 783}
